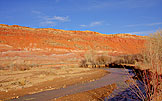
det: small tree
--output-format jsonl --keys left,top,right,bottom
{"left": 80, "top": 50, "right": 97, "bottom": 68}
{"left": 80, "top": 50, "right": 113, "bottom": 68}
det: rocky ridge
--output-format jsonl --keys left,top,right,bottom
{"left": 0, "top": 24, "right": 145, "bottom": 55}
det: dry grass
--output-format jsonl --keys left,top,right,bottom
{"left": 142, "top": 30, "right": 162, "bottom": 100}
{"left": 127, "top": 30, "right": 162, "bottom": 101}
{"left": 80, "top": 50, "right": 113, "bottom": 68}
{"left": 54, "top": 84, "right": 117, "bottom": 101}
{"left": 80, "top": 30, "right": 162, "bottom": 100}
{"left": 141, "top": 30, "right": 162, "bottom": 74}
{"left": 0, "top": 66, "right": 107, "bottom": 100}
{"left": 113, "top": 54, "right": 143, "bottom": 65}
{"left": 0, "top": 66, "right": 103, "bottom": 92}
{"left": 0, "top": 60, "right": 32, "bottom": 71}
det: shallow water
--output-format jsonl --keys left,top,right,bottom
{"left": 10, "top": 68, "right": 138, "bottom": 101}
{"left": 106, "top": 70, "right": 146, "bottom": 101}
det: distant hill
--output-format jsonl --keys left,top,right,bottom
{"left": 0, "top": 24, "right": 145, "bottom": 55}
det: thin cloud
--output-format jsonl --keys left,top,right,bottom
{"left": 31, "top": 10, "right": 70, "bottom": 26}
{"left": 55, "top": 0, "right": 60, "bottom": 3}
{"left": 147, "top": 22, "right": 162, "bottom": 26}
{"left": 40, "top": 21, "right": 56, "bottom": 27}
{"left": 90, "top": 21, "right": 102, "bottom": 27}
{"left": 32, "top": 10, "right": 42, "bottom": 14}
{"left": 87, "top": 0, "right": 157, "bottom": 10}
{"left": 125, "top": 24, "right": 143, "bottom": 27}
{"left": 80, "top": 21, "right": 103, "bottom": 27}
{"left": 125, "top": 22, "right": 162, "bottom": 27}
{"left": 47, "top": 16, "right": 69, "bottom": 22}
{"left": 80, "top": 25, "right": 87, "bottom": 27}
{"left": 131, "top": 30, "right": 155, "bottom": 36}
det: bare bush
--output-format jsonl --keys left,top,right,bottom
{"left": 11, "top": 64, "right": 31, "bottom": 71}
{"left": 80, "top": 50, "right": 113, "bottom": 68}
{"left": 112, "top": 54, "right": 143, "bottom": 65}
{"left": 80, "top": 50, "right": 96, "bottom": 68}
{"left": 95, "top": 55, "right": 113, "bottom": 67}
{"left": 142, "top": 30, "right": 162, "bottom": 73}
{"left": 129, "top": 30, "right": 162, "bottom": 101}
{"left": 0, "top": 63, "right": 31, "bottom": 71}
{"left": 80, "top": 60, "right": 88, "bottom": 67}
{"left": 142, "top": 30, "right": 162, "bottom": 100}
{"left": 0, "top": 65, "right": 5, "bottom": 70}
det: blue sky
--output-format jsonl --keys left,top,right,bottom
{"left": 0, "top": 0, "right": 162, "bottom": 35}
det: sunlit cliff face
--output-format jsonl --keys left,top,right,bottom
{"left": 0, "top": 24, "right": 146, "bottom": 55}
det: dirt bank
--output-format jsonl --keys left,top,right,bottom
{"left": 53, "top": 84, "right": 117, "bottom": 101}
{"left": 0, "top": 66, "right": 107, "bottom": 100}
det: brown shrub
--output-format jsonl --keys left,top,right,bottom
{"left": 80, "top": 60, "right": 88, "bottom": 68}
{"left": 0, "top": 65, "right": 6, "bottom": 70}
{"left": 0, "top": 64, "right": 31, "bottom": 71}
{"left": 112, "top": 54, "right": 143, "bottom": 65}
{"left": 80, "top": 50, "right": 113, "bottom": 68}
{"left": 12, "top": 64, "right": 31, "bottom": 71}
{"left": 95, "top": 55, "right": 113, "bottom": 66}
{"left": 133, "top": 30, "right": 162, "bottom": 101}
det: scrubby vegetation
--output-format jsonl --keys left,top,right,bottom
{"left": 0, "top": 64, "right": 32, "bottom": 71}
{"left": 113, "top": 54, "right": 143, "bottom": 65}
{"left": 80, "top": 51, "right": 142, "bottom": 68}
{"left": 135, "top": 30, "right": 162, "bottom": 101}
{"left": 0, "top": 60, "right": 36, "bottom": 71}
{"left": 123, "top": 30, "right": 162, "bottom": 101}
{"left": 79, "top": 51, "right": 114, "bottom": 68}
{"left": 80, "top": 30, "right": 162, "bottom": 100}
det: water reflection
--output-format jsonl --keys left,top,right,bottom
{"left": 106, "top": 74, "right": 146, "bottom": 101}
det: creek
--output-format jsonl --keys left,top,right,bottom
{"left": 10, "top": 68, "right": 145, "bottom": 101}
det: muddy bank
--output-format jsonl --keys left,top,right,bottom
{"left": 9, "top": 68, "right": 133, "bottom": 101}
{"left": 54, "top": 84, "right": 117, "bottom": 101}
{"left": 0, "top": 67, "right": 107, "bottom": 100}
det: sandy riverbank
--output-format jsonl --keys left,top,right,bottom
{"left": 0, "top": 66, "right": 107, "bottom": 100}
{"left": 53, "top": 84, "right": 117, "bottom": 101}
